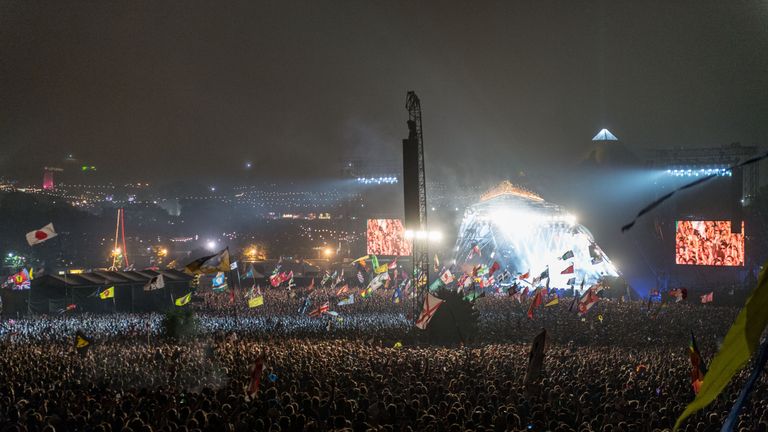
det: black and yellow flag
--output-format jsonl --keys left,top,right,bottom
{"left": 74, "top": 331, "right": 91, "bottom": 356}
{"left": 184, "top": 248, "right": 230, "bottom": 275}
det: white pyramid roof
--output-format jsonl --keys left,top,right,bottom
{"left": 592, "top": 128, "right": 618, "bottom": 141}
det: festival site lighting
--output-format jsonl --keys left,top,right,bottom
{"left": 404, "top": 230, "right": 443, "bottom": 242}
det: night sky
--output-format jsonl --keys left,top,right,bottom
{"left": 1, "top": 1, "right": 767, "bottom": 185}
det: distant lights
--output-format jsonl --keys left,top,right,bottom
{"left": 356, "top": 176, "right": 398, "bottom": 185}
{"left": 666, "top": 167, "right": 732, "bottom": 177}
{"left": 404, "top": 230, "right": 443, "bottom": 242}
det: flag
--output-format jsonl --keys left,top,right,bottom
{"left": 245, "top": 265, "right": 255, "bottom": 279}
{"left": 352, "top": 255, "right": 369, "bottom": 264}
{"left": 335, "top": 284, "right": 349, "bottom": 297}
{"left": 688, "top": 331, "right": 707, "bottom": 394}
{"left": 393, "top": 341, "right": 403, "bottom": 349}
{"left": 248, "top": 295, "right": 264, "bottom": 308}
{"left": 463, "top": 289, "right": 485, "bottom": 302}
{"left": 308, "top": 302, "right": 330, "bottom": 317}
{"left": 321, "top": 271, "right": 331, "bottom": 286}
{"left": 65, "top": 304, "right": 77, "bottom": 312}
{"left": 175, "top": 293, "right": 192, "bottom": 306}
{"left": 368, "top": 272, "right": 389, "bottom": 291}
{"left": 524, "top": 329, "right": 547, "bottom": 384}
{"left": 468, "top": 244, "right": 481, "bottom": 259}
{"left": 99, "top": 286, "right": 114, "bottom": 300}
{"left": 560, "top": 264, "right": 574, "bottom": 275}
{"left": 565, "top": 277, "right": 576, "bottom": 286}
{"left": 212, "top": 272, "right": 228, "bottom": 292}
{"left": 578, "top": 287, "right": 600, "bottom": 315}
{"left": 488, "top": 261, "right": 500, "bottom": 277}
{"left": 415, "top": 293, "right": 445, "bottom": 330}
{"left": 357, "top": 271, "right": 365, "bottom": 284}
{"left": 545, "top": 297, "right": 559, "bottom": 307}
{"left": 374, "top": 263, "right": 389, "bottom": 274}
{"left": 388, "top": 257, "right": 399, "bottom": 270}
{"left": 521, "top": 286, "right": 529, "bottom": 302}
{"left": 428, "top": 278, "right": 443, "bottom": 292}
{"left": 670, "top": 288, "right": 688, "bottom": 302}
{"left": 559, "top": 250, "right": 574, "bottom": 260}
{"left": 5, "top": 269, "right": 31, "bottom": 290}
{"left": 248, "top": 357, "right": 265, "bottom": 396}
{"left": 700, "top": 292, "right": 713, "bottom": 304}
{"left": 527, "top": 289, "right": 543, "bottom": 319}
{"left": 184, "top": 248, "right": 230, "bottom": 274}
{"left": 392, "top": 286, "right": 403, "bottom": 304}
{"left": 440, "top": 269, "right": 454, "bottom": 285}
{"left": 144, "top": 274, "right": 165, "bottom": 291}
{"left": 338, "top": 294, "right": 355, "bottom": 306}
{"left": 674, "top": 263, "right": 768, "bottom": 430}
{"left": 308, "top": 278, "right": 315, "bottom": 291}
{"left": 75, "top": 331, "right": 91, "bottom": 356}
{"left": 519, "top": 270, "right": 530, "bottom": 281}
{"left": 230, "top": 261, "right": 238, "bottom": 270}
{"left": 370, "top": 255, "right": 379, "bottom": 270}
{"left": 360, "top": 286, "right": 374, "bottom": 298}
{"left": 26, "top": 223, "right": 57, "bottom": 246}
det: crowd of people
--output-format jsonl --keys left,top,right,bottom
{"left": 0, "top": 288, "right": 764, "bottom": 432}
{"left": 675, "top": 220, "right": 745, "bottom": 266}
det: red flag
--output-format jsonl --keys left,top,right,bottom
{"left": 415, "top": 293, "right": 445, "bottom": 330}
{"left": 700, "top": 292, "right": 713, "bottom": 304}
{"left": 248, "top": 357, "right": 265, "bottom": 396}
{"left": 308, "top": 302, "right": 330, "bottom": 317}
{"left": 521, "top": 286, "right": 529, "bottom": 302}
{"left": 527, "top": 289, "right": 543, "bottom": 319}
{"left": 335, "top": 284, "right": 349, "bottom": 297}
{"left": 519, "top": 270, "right": 530, "bottom": 280}
{"left": 560, "top": 264, "right": 574, "bottom": 275}
{"left": 488, "top": 261, "right": 500, "bottom": 277}
{"left": 578, "top": 287, "right": 600, "bottom": 315}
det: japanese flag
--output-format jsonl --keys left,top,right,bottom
{"left": 26, "top": 223, "right": 57, "bottom": 246}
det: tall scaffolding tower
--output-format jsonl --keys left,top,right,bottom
{"left": 402, "top": 91, "right": 429, "bottom": 319}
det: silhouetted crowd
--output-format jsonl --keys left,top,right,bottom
{"left": 1, "top": 291, "right": 765, "bottom": 432}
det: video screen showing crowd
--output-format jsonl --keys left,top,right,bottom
{"left": 675, "top": 220, "right": 745, "bottom": 266}
{"left": 366, "top": 219, "right": 412, "bottom": 256}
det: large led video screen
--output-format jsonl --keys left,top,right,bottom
{"left": 675, "top": 220, "right": 744, "bottom": 266}
{"left": 367, "top": 219, "right": 412, "bottom": 256}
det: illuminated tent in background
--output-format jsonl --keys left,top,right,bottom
{"left": 454, "top": 181, "right": 618, "bottom": 290}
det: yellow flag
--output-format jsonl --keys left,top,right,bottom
{"left": 175, "top": 293, "right": 192, "bottom": 306}
{"left": 99, "top": 286, "right": 114, "bottom": 300}
{"left": 375, "top": 264, "right": 389, "bottom": 274}
{"left": 545, "top": 297, "right": 559, "bottom": 307}
{"left": 76, "top": 335, "right": 90, "bottom": 348}
{"left": 393, "top": 341, "right": 403, "bottom": 349}
{"left": 352, "top": 255, "right": 369, "bottom": 264}
{"left": 248, "top": 295, "right": 264, "bottom": 308}
{"left": 674, "top": 262, "right": 768, "bottom": 430}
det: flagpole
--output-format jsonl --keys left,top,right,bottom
{"left": 720, "top": 336, "right": 768, "bottom": 432}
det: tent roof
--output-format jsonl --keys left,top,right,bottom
{"left": 41, "top": 269, "right": 193, "bottom": 288}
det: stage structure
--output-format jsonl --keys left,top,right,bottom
{"left": 402, "top": 91, "right": 429, "bottom": 317}
{"left": 454, "top": 181, "right": 619, "bottom": 289}
{"left": 644, "top": 142, "right": 760, "bottom": 206}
